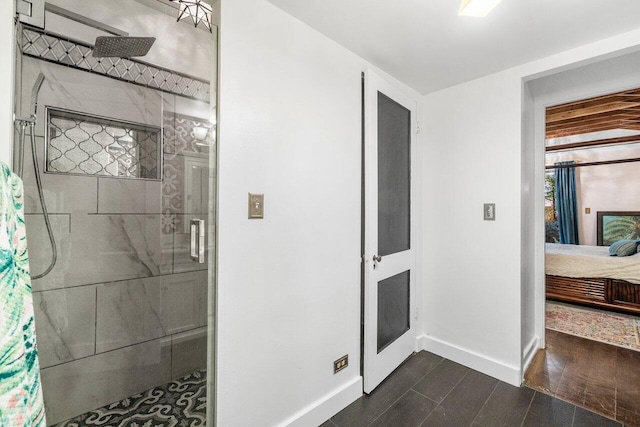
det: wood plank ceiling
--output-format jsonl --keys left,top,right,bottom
{"left": 546, "top": 87, "right": 640, "bottom": 142}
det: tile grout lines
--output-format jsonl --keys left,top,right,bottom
{"left": 360, "top": 356, "right": 445, "bottom": 427}
{"left": 468, "top": 380, "right": 500, "bottom": 427}
{"left": 525, "top": 386, "right": 622, "bottom": 425}
{"left": 415, "top": 367, "right": 471, "bottom": 427}
{"left": 519, "top": 390, "right": 537, "bottom": 427}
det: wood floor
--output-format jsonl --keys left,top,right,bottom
{"left": 525, "top": 329, "right": 640, "bottom": 426}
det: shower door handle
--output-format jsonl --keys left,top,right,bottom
{"left": 190, "top": 219, "right": 205, "bottom": 263}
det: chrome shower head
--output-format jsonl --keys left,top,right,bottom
{"left": 92, "top": 36, "right": 156, "bottom": 58}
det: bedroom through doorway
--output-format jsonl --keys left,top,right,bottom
{"left": 525, "top": 87, "right": 640, "bottom": 426}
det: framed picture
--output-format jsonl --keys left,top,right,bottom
{"left": 597, "top": 211, "right": 640, "bottom": 246}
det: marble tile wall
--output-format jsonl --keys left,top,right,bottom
{"left": 30, "top": 213, "right": 173, "bottom": 291}
{"left": 40, "top": 337, "right": 172, "bottom": 425}
{"left": 20, "top": 57, "right": 163, "bottom": 141}
{"left": 97, "top": 178, "right": 163, "bottom": 214}
{"left": 21, "top": 57, "right": 212, "bottom": 425}
{"left": 171, "top": 327, "right": 207, "bottom": 379}
{"left": 32, "top": 286, "right": 97, "bottom": 369}
{"left": 95, "top": 271, "right": 207, "bottom": 353}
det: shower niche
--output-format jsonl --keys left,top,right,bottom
{"left": 46, "top": 108, "right": 162, "bottom": 179}
{"left": 13, "top": 0, "right": 217, "bottom": 425}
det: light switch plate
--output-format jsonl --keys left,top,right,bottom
{"left": 484, "top": 203, "right": 495, "bottom": 221}
{"left": 248, "top": 193, "right": 264, "bottom": 219}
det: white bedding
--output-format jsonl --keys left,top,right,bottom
{"left": 545, "top": 243, "right": 640, "bottom": 284}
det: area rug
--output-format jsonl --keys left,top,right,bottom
{"left": 546, "top": 301, "right": 640, "bottom": 351}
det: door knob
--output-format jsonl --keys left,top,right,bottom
{"left": 373, "top": 255, "right": 382, "bottom": 262}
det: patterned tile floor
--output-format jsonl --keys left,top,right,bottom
{"left": 54, "top": 370, "right": 206, "bottom": 427}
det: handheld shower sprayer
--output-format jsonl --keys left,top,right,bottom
{"left": 30, "top": 73, "right": 45, "bottom": 118}
{"left": 14, "top": 73, "right": 58, "bottom": 280}
{"left": 15, "top": 73, "right": 44, "bottom": 178}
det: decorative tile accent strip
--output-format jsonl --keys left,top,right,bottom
{"left": 47, "top": 108, "right": 161, "bottom": 180}
{"left": 53, "top": 370, "right": 207, "bottom": 427}
{"left": 22, "top": 26, "right": 210, "bottom": 102}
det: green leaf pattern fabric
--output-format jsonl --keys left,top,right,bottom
{"left": 0, "top": 161, "right": 46, "bottom": 426}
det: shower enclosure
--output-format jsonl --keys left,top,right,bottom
{"left": 13, "top": 1, "right": 217, "bottom": 425}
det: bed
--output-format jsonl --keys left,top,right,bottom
{"left": 546, "top": 243, "right": 640, "bottom": 315}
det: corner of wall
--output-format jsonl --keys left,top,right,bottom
{"left": 520, "top": 334, "right": 540, "bottom": 382}
{"left": 417, "top": 334, "right": 521, "bottom": 387}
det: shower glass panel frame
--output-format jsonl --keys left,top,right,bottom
{"left": 12, "top": 1, "right": 218, "bottom": 425}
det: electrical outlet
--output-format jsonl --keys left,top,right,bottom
{"left": 334, "top": 355, "right": 348, "bottom": 374}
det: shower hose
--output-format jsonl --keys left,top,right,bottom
{"left": 17, "top": 118, "right": 57, "bottom": 280}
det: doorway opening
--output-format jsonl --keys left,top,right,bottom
{"left": 525, "top": 81, "right": 640, "bottom": 426}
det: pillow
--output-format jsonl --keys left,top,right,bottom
{"left": 609, "top": 239, "right": 640, "bottom": 256}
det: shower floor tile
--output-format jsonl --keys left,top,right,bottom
{"left": 53, "top": 370, "right": 206, "bottom": 427}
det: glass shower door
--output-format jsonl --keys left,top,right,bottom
{"left": 13, "top": 1, "right": 217, "bottom": 425}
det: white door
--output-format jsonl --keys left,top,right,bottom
{"left": 363, "top": 69, "right": 417, "bottom": 393}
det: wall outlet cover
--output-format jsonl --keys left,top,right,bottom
{"left": 334, "top": 355, "right": 348, "bottom": 374}
{"left": 248, "top": 193, "right": 264, "bottom": 219}
{"left": 484, "top": 203, "right": 495, "bottom": 221}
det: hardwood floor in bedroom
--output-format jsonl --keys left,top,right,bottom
{"left": 525, "top": 329, "right": 640, "bottom": 426}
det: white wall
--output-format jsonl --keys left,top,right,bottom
{"left": 421, "top": 70, "right": 524, "bottom": 384}
{"left": 547, "top": 144, "right": 640, "bottom": 246}
{"left": 421, "top": 28, "right": 640, "bottom": 385}
{"left": 0, "top": 2, "right": 15, "bottom": 167}
{"left": 216, "top": 0, "right": 419, "bottom": 425}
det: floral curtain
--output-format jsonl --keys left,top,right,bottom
{"left": 0, "top": 162, "right": 46, "bottom": 426}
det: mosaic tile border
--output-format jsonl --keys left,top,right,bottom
{"left": 21, "top": 26, "right": 210, "bottom": 102}
{"left": 53, "top": 370, "right": 207, "bottom": 427}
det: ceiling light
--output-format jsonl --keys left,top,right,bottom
{"left": 170, "top": 0, "right": 213, "bottom": 32}
{"left": 458, "top": 0, "right": 504, "bottom": 17}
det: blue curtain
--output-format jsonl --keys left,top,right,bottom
{"left": 554, "top": 161, "right": 579, "bottom": 245}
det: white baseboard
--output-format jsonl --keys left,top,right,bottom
{"left": 282, "top": 376, "right": 362, "bottom": 427}
{"left": 521, "top": 335, "right": 540, "bottom": 381}
{"left": 417, "top": 335, "right": 521, "bottom": 386}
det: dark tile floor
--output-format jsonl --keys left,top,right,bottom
{"left": 526, "top": 329, "right": 640, "bottom": 427}
{"left": 54, "top": 370, "right": 206, "bottom": 427}
{"left": 322, "top": 351, "right": 621, "bottom": 427}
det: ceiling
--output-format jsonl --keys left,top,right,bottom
{"left": 546, "top": 87, "right": 640, "bottom": 140}
{"left": 266, "top": 0, "right": 640, "bottom": 94}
